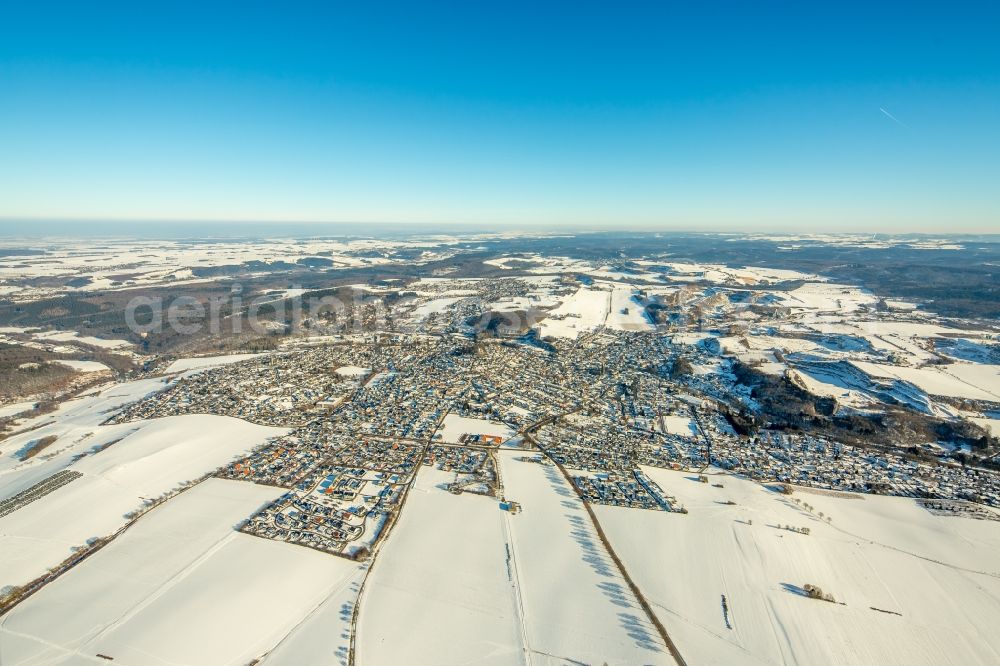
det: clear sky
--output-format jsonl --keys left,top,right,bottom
{"left": 1, "top": 1, "right": 998, "bottom": 232}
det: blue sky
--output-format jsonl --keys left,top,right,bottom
{"left": 1, "top": 1, "right": 998, "bottom": 231}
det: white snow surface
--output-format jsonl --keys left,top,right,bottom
{"left": 32, "top": 330, "right": 132, "bottom": 349}
{"left": 595, "top": 466, "right": 1000, "bottom": 666}
{"left": 355, "top": 465, "right": 524, "bottom": 664}
{"left": 605, "top": 286, "right": 655, "bottom": 332}
{"left": 0, "top": 414, "right": 287, "bottom": 588}
{"left": 496, "top": 452, "right": 672, "bottom": 664}
{"left": 0, "top": 478, "right": 358, "bottom": 666}
{"left": 163, "top": 353, "right": 265, "bottom": 373}
{"left": 852, "top": 361, "right": 1000, "bottom": 402}
{"left": 661, "top": 414, "right": 698, "bottom": 437}
{"left": 434, "top": 414, "right": 514, "bottom": 443}
{"left": 334, "top": 365, "right": 370, "bottom": 377}
{"left": 53, "top": 359, "right": 111, "bottom": 373}
{"left": 537, "top": 286, "right": 610, "bottom": 339}
{"left": 0, "top": 402, "right": 35, "bottom": 419}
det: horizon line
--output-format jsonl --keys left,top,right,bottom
{"left": 1, "top": 218, "right": 998, "bottom": 238}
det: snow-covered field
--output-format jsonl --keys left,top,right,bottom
{"left": 537, "top": 286, "right": 610, "bottom": 339}
{"left": 0, "top": 402, "right": 35, "bottom": 419}
{"left": 410, "top": 296, "right": 467, "bottom": 320}
{"left": 163, "top": 353, "right": 265, "bottom": 373}
{"left": 0, "top": 237, "right": 445, "bottom": 301}
{"left": 0, "top": 377, "right": 170, "bottom": 488}
{"left": 334, "top": 365, "right": 370, "bottom": 377}
{"left": 53, "top": 359, "right": 111, "bottom": 373}
{"left": 605, "top": 286, "right": 655, "bottom": 332}
{"left": 595, "top": 466, "right": 1000, "bottom": 665}
{"left": 970, "top": 417, "right": 1000, "bottom": 436}
{"left": 487, "top": 256, "right": 816, "bottom": 288}
{"left": 434, "top": 414, "right": 514, "bottom": 443}
{"left": 355, "top": 465, "right": 524, "bottom": 664}
{"left": 780, "top": 283, "right": 877, "bottom": 313}
{"left": 788, "top": 367, "right": 876, "bottom": 408}
{"left": 0, "top": 413, "right": 287, "bottom": 588}
{"left": 852, "top": 361, "right": 1000, "bottom": 402}
{"left": 260, "top": 564, "right": 366, "bottom": 666}
{"left": 497, "top": 452, "right": 672, "bottom": 664}
{"left": 661, "top": 414, "right": 698, "bottom": 437}
{"left": 32, "top": 330, "right": 132, "bottom": 349}
{"left": 0, "top": 478, "right": 360, "bottom": 666}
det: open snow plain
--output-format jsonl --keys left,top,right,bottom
{"left": 0, "top": 375, "right": 288, "bottom": 589}
{"left": 497, "top": 452, "right": 673, "bottom": 665}
{"left": 355, "top": 465, "right": 523, "bottom": 664}
{"left": 595, "top": 467, "right": 1000, "bottom": 665}
{"left": 0, "top": 478, "right": 359, "bottom": 666}
{"left": 434, "top": 414, "right": 515, "bottom": 443}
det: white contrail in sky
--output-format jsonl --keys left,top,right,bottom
{"left": 880, "top": 107, "right": 906, "bottom": 127}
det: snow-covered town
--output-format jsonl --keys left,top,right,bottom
{"left": 2, "top": 232, "right": 1000, "bottom": 665}
{"left": 7, "top": 0, "right": 1000, "bottom": 659}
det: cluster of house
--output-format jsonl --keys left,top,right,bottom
{"left": 326, "top": 436, "right": 421, "bottom": 472}
{"left": 425, "top": 445, "right": 498, "bottom": 496}
{"left": 919, "top": 498, "right": 1000, "bottom": 521}
{"left": 105, "top": 319, "right": 1000, "bottom": 558}
{"left": 337, "top": 366, "right": 461, "bottom": 439}
{"left": 239, "top": 464, "right": 405, "bottom": 558}
{"left": 572, "top": 469, "right": 683, "bottom": 512}
{"left": 541, "top": 422, "right": 639, "bottom": 471}
{"left": 708, "top": 429, "right": 1000, "bottom": 507}
{"left": 110, "top": 346, "right": 390, "bottom": 426}
{"left": 400, "top": 277, "right": 560, "bottom": 336}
